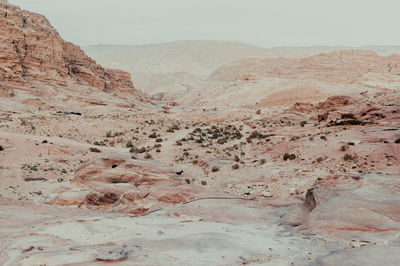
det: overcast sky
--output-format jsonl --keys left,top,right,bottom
{"left": 10, "top": 0, "right": 400, "bottom": 47}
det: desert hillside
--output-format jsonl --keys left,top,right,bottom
{"left": 211, "top": 50, "right": 400, "bottom": 82}
{"left": 83, "top": 41, "right": 281, "bottom": 97}
{"left": 0, "top": 0, "right": 148, "bottom": 112}
{"left": 84, "top": 41, "right": 277, "bottom": 76}
{"left": 203, "top": 49, "right": 400, "bottom": 107}
{"left": 86, "top": 42, "right": 400, "bottom": 108}
{"left": 84, "top": 42, "right": 400, "bottom": 78}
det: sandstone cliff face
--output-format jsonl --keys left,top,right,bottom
{"left": 0, "top": 0, "right": 133, "bottom": 92}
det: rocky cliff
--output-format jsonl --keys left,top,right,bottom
{"left": 0, "top": 0, "right": 134, "bottom": 94}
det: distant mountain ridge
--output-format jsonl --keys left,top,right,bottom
{"left": 84, "top": 41, "right": 400, "bottom": 105}
{"left": 84, "top": 41, "right": 400, "bottom": 78}
{"left": 210, "top": 49, "right": 400, "bottom": 83}
{"left": 84, "top": 40, "right": 276, "bottom": 77}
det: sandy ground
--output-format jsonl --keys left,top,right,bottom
{"left": 1, "top": 84, "right": 400, "bottom": 265}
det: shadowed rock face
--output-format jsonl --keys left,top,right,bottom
{"left": 0, "top": 0, "right": 133, "bottom": 92}
{"left": 304, "top": 188, "right": 316, "bottom": 211}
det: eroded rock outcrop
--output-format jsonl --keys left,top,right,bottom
{"left": 0, "top": 0, "right": 133, "bottom": 93}
{"left": 300, "top": 172, "right": 400, "bottom": 242}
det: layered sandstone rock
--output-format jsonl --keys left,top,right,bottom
{"left": 0, "top": 0, "right": 133, "bottom": 93}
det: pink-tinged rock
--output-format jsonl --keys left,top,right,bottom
{"left": 0, "top": 1, "right": 133, "bottom": 92}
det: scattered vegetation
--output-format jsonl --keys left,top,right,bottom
{"left": 130, "top": 147, "right": 146, "bottom": 153}
{"left": 340, "top": 144, "right": 349, "bottom": 151}
{"left": 126, "top": 140, "right": 133, "bottom": 148}
{"left": 300, "top": 121, "right": 307, "bottom": 127}
{"left": 211, "top": 166, "right": 220, "bottom": 172}
{"left": 24, "top": 177, "right": 47, "bottom": 182}
{"left": 283, "top": 153, "right": 296, "bottom": 161}
{"left": 344, "top": 154, "right": 355, "bottom": 161}
{"left": 90, "top": 147, "right": 101, "bottom": 153}
{"left": 258, "top": 158, "right": 266, "bottom": 165}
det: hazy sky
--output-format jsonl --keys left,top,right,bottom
{"left": 10, "top": 0, "right": 400, "bottom": 47}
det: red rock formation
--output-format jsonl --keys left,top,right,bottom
{"left": 317, "top": 95, "right": 353, "bottom": 109}
{"left": 0, "top": 0, "right": 133, "bottom": 93}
